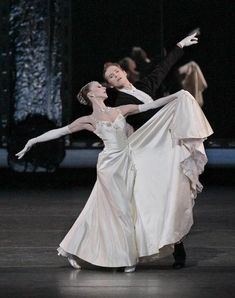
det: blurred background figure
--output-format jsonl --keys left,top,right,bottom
{"left": 178, "top": 61, "right": 207, "bottom": 107}
{"left": 131, "top": 47, "right": 153, "bottom": 79}
{"left": 119, "top": 57, "right": 140, "bottom": 84}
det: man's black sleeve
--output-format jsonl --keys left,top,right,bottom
{"left": 135, "top": 46, "right": 184, "bottom": 98}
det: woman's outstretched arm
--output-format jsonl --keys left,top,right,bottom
{"left": 16, "top": 116, "right": 94, "bottom": 159}
{"left": 118, "top": 91, "right": 183, "bottom": 117}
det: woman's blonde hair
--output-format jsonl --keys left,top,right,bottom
{"left": 77, "top": 82, "right": 95, "bottom": 106}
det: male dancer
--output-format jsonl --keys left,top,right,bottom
{"left": 103, "top": 33, "right": 198, "bottom": 269}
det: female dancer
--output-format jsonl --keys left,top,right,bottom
{"left": 16, "top": 82, "right": 213, "bottom": 272}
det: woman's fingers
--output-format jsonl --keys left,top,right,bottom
{"left": 15, "top": 150, "right": 26, "bottom": 159}
{"left": 15, "top": 146, "right": 30, "bottom": 159}
{"left": 17, "top": 153, "right": 24, "bottom": 159}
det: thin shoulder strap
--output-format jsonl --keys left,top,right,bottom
{"left": 115, "top": 107, "right": 122, "bottom": 115}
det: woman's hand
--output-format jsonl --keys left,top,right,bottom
{"left": 15, "top": 138, "right": 37, "bottom": 159}
{"left": 15, "top": 125, "right": 72, "bottom": 159}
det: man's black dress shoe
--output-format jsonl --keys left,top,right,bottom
{"left": 172, "top": 242, "right": 186, "bottom": 269}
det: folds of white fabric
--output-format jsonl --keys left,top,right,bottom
{"left": 57, "top": 90, "right": 213, "bottom": 267}
{"left": 58, "top": 143, "right": 138, "bottom": 267}
{"left": 128, "top": 90, "right": 213, "bottom": 259}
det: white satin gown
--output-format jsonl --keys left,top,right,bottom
{"left": 57, "top": 90, "right": 213, "bottom": 267}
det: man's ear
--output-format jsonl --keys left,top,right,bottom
{"left": 123, "top": 70, "right": 127, "bottom": 77}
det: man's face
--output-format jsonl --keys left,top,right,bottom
{"left": 105, "top": 65, "right": 129, "bottom": 88}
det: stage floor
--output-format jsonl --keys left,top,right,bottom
{"left": 0, "top": 179, "right": 235, "bottom": 297}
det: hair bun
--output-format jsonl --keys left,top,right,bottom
{"left": 77, "top": 93, "right": 88, "bottom": 105}
{"left": 77, "top": 82, "right": 94, "bottom": 106}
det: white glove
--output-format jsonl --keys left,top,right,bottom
{"left": 138, "top": 91, "right": 183, "bottom": 113}
{"left": 15, "top": 125, "right": 71, "bottom": 159}
{"left": 177, "top": 33, "right": 198, "bottom": 48}
{"left": 15, "top": 138, "right": 38, "bottom": 159}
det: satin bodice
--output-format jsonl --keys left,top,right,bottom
{"left": 94, "top": 114, "right": 129, "bottom": 152}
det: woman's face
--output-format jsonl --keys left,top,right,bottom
{"left": 89, "top": 82, "right": 107, "bottom": 100}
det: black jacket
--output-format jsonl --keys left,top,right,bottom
{"left": 108, "top": 46, "right": 184, "bottom": 130}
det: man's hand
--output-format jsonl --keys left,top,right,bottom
{"left": 177, "top": 33, "right": 198, "bottom": 48}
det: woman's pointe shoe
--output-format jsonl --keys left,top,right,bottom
{"left": 124, "top": 265, "right": 136, "bottom": 273}
{"left": 68, "top": 256, "right": 81, "bottom": 270}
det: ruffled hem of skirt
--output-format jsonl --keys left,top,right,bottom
{"left": 180, "top": 138, "right": 208, "bottom": 199}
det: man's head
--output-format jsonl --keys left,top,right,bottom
{"left": 103, "top": 62, "right": 130, "bottom": 89}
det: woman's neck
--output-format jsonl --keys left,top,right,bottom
{"left": 92, "top": 100, "right": 107, "bottom": 113}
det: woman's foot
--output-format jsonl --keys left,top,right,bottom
{"left": 124, "top": 265, "right": 136, "bottom": 273}
{"left": 68, "top": 256, "right": 81, "bottom": 270}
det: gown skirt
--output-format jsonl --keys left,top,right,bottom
{"left": 57, "top": 90, "right": 213, "bottom": 267}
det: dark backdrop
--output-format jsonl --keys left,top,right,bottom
{"left": 71, "top": 0, "right": 235, "bottom": 139}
